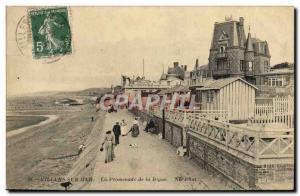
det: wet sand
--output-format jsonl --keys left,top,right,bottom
{"left": 7, "top": 115, "right": 48, "bottom": 132}
{"left": 6, "top": 115, "right": 58, "bottom": 138}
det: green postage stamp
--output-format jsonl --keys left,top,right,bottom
{"left": 29, "top": 7, "right": 72, "bottom": 58}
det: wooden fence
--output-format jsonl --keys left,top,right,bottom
{"left": 251, "top": 96, "right": 294, "bottom": 128}
{"left": 188, "top": 116, "right": 294, "bottom": 162}
{"left": 144, "top": 108, "right": 294, "bottom": 161}
{"left": 162, "top": 109, "right": 228, "bottom": 127}
{"left": 189, "top": 110, "right": 228, "bottom": 122}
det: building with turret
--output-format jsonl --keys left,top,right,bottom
{"left": 159, "top": 62, "right": 187, "bottom": 86}
{"left": 208, "top": 17, "right": 271, "bottom": 85}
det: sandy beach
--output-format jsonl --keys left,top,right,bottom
{"left": 6, "top": 95, "right": 105, "bottom": 190}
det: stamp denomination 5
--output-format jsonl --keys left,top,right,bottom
{"left": 28, "top": 7, "right": 72, "bottom": 59}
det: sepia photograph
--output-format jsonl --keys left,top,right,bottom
{"left": 6, "top": 6, "right": 295, "bottom": 191}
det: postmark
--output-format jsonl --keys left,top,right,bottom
{"left": 28, "top": 7, "right": 72, "bottom": 59}
{"left": 15, "top": 15, "right": 31, "bottom": 56}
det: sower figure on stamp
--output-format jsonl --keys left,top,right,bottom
{"left": 112, "top": 122, "right": 121, "bottom": 145}
{"left": 101, "top": 131, "right": 115, "bottom": 163}
{"left": 38, "top": 12, "right": 64, "bottom": 53}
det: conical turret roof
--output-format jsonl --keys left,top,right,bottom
{"left": 245, "top": 31, "right": 254, "bottom": 52}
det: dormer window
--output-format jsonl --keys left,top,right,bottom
{"left": 220, "top": 46, "right": 226, "bottom": 54}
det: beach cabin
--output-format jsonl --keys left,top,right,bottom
{"left": 196, "top": 77, "right": 257, "bottom": 122}
{"left": 158, "top": 85, "right": 190, "bottom": 110}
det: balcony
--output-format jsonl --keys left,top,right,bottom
{"left": 216, "top": 52, "right": 227, "bottom": 59}
{"left": 189, "top": 79, "right": 208, "bottom": 87}
{"left": 213, "top": 69, "right": 230, "bottom": 76}
{"left": 245, "top": 70, "right": 255, "bottom": 76}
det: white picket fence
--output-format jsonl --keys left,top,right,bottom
{"left": 188, "top": 109, "right": 228, "bottom": 122}
{"left": 251, "top": 96, "right": 294, "bottom": 128}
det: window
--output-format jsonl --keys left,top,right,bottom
{"left": 264, "top": 61, "right": 269, "bottom": 72}
{"left": 217, "top": 60, "right": 222, "bottom": 70}
{"left": 206, "top": 92, "right": 209, "bottom": 102}
{"left": 196, "top": 92, "right": 202, "bottom": 103}
{"left": 210, "top": 91, "right": 214, "bottom": 102}
{"left": 264, "top": 45, "right": 268, "bottom": 55}
{"left": 225, "top": 60, "right": 230, "bottom": 70}
{"left": 217, "top": 60, "right": 228, "bottom": 70}
{"left": 276, "top": 80, "right": 283, "bottom": 86}
{"left": 206, "top": 91, "right": 214, "bottom": 103}
{"left": 268, "top": 77, "right": 285, "bottom": 87}
{"left": 248, "top": 61, "right": 253, "bottom": 71}
{"left": 240, "top": 60, "right": 245, "bottom": 71}
{"left": 218, "top": 45, "right": 227, "bottom": 58}
{"left": 220, "top": 46, "right": 226, "bottom": 54}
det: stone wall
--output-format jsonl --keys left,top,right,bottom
{"left": 131, "top": 110, "right": 184, "bottom": 148}
{"left": 188, "top": 132, "right": 255, "bottom": 189}
{"left": 64, "top": 112, "right": 105, "bottom": 190}
{"left": 227, "top": 48, "right": 245, "bottom": 73}
{"left": 187, "top": 131, "right": 294, "bottom": 190}
{"left": 165, "top": 121, "right": 184, "bottom": 148}
{"left": 131, "top": 110, "right": 294, "bottom": 190}
{"left": 255, "top": 163, "right": 294, "bottom": 185}
{"left": 254, "top": 55, "right": 270, "bottom": 74}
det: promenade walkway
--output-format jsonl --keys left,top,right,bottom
{"left": 88, "top": 110, "right": 238, "bottom": 190}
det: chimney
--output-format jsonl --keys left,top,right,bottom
{"left": 195, "top": 59, "right": 199, "bottom": 69}
{"left": 184, "top": 65, "right": 187, "bottom": 71}
{"left": 239, "top": 17, "right": 244, "bottom": 26}
{"left": 173, "top": 62, "right": 179, "bottom": 67}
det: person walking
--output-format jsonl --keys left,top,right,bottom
{"left": 131, "top": 117, "right": 140, "bottom": 137}
{"left": 113, "top": 122, "right": 121, "bottom": 145}
{"left": 101, "top": 131, "right": 115, "bottom": 163}
{"left": 121, "top": 119, "right": 128, "bottom": 136}
{"left": 78, "top": 144, "right": 86, "bottom": 155}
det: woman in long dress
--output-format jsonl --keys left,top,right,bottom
{"left": 102, "top": 131, "right": 115, "bottom": 163}
{"left": 131, "top": 117, "right": 140, "bottom": 137}
{"left": 121, "top": 119, "right": 128, "bottom": 136}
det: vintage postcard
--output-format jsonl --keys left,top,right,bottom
{"left": 6, "top": 6, "right": 295, "bottom": 191}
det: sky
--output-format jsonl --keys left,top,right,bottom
{"left": 7, "top": 6, "right": 294, "bottom": 96}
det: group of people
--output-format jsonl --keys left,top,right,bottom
{"left": 101, "top": 117, "right": 140, "bottom": 163}
{"left": 108, "top": 104, "right": 117, "bottom": 113}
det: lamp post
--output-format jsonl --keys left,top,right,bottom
{"left": 162, "top": 108, "right": 165, "bottom": 139}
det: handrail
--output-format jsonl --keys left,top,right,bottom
{"left": 144, "top": 108, "right": 294, "bottom": 161}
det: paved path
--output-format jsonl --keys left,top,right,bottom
{"left": 88, "top": 110, "right": 237, "bottom": 190}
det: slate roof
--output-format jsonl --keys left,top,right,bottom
{"left": 172, "top": 85, "right": 190, "bottom": 93}
{"left": 210, "top": 20, "right": 246, "bottom": 49}
{"left": 257, "top": 69, "right": 294, "bottom": 76}
{"left": 196, "top": 77, "right": 258, "bottom": 90}
{"left": 158, "top": 85, "right": 190, "bottom": 95}
{"left": 245, "top": 33, "right": 254, "bottom": 52}
{"left": 158, "top": 88, "right": 172, "bottom": 95}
